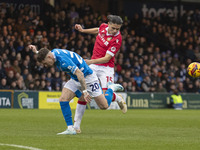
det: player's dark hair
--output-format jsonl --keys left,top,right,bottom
{"left": 37, "top": 48, "right": 50, "bottom": 63}
{"left": 107, "top": 15, "right": 123, "bottom": 25}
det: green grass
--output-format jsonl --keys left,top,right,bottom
{"left": 0, "top": 109, "right": 200, "bottom": 150}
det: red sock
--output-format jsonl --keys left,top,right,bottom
{"left": 112, "top": 92, "right": 116, "bottom": 102}
{"left": 78, "top": 100, "right": 87, "bottom": 105}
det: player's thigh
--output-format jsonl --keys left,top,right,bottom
{"left": 85, "top": 76, "right": 108, "bottom": 109}
{"left": 62, "top": 79, "right": 81, "bottom": 101}
{"left": 93, "top": 94, "right": 108, "bottom": 109}
{"left": 60, "top": 87, "right": 76, "bottom": 102}
{"left": 95, "top": 66, "right": 114, "bottom": 90}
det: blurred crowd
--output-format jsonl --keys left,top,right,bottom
{"left": 0, "top": 1, "right": 200, "bottom": 93}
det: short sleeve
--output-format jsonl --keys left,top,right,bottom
{"left": 106, "top": 38, "right": 122, "bottom": 57}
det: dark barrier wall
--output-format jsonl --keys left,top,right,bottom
{"left": 0, "top": 90, "right": 13, "bottom": 108}
{"left": 127, "top": 93, "right": 200, "bottom": 109}
{"left": 0, "top": 0, "right": 43, "bottom": 14}
{"left": 123, "top": 0, "right": 200, "bottom": 19}
{"left": 13, "top": 91, "right": 39, "bottom": 109}
{"left": 1, "top": 90, "right": 200, "bottom": 109}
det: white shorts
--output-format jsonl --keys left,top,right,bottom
{"left": 89, "top": 64, "right": 114, "bottom": 90}
{"left": 64, "top": 72, "right": 102, "bottom": 98}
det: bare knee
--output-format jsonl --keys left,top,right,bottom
{"left": 59, "top": 96, "right": 68, "bottom": 102}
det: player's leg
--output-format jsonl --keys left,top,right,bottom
{"left": 92, "top": 81, "right": 125, "bottom": 109}
{"left": 73, "top": 71, "right": 112, "bottom": 133}
{"left": 73, "top": 95, "right": 86, "bottom": 133}
{"left": 107, "top": 82, "right": 127, "bottom": 113}
{"left": 74, "top": 65, "right": 98, "bottom": 133}
{"left": 57, "top": 79, "right": 80, "bottom": 135}
{"left": 73, "top": 79, "right": 125, "bottom": 133}
{"left": 87, "top": 76, "right": 125, "bottom": 109}
{"left": 98, "top": 66, "right": 127, "bottom": 113}
{"left": 57, "top": 87, "right": 77, "bottom": 135}
{"left": 73, "top": 85, "right": 115, "bottom": 131}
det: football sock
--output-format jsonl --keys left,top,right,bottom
{"left": 105, "top": 88, "right": 113, "bottom": 106}
{"left": 74, "top": 101, "right": 87, "bottom": 129}
{"left": 112, "top": 92, "right": 122, "bottom": 102}
{"left": 60, "top": 101, "right": 73, "bottom": 126}
{"left": 68, "top": 125, "right": 73, "bottom": 130}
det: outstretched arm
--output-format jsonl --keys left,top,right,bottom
{"left": 85, "top": 53, "right": 112, "bottom": 65}
{"left": 74, "top": 68, "right": 91, "bottom": 103}
{"left": 75, "top": 24, "right": 98, "bottom": 34}
{"left": 28, "top": 45, "right": 38, "bottom": 54}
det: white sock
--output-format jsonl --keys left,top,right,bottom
{"left": 68, "top": 125, "right": 73, "bottom": 130}
{"left": 113, "top": 92, "right": 122, "bottom": 102}
{"left": 74, "top": 103, "right": 86, "bottom": 129}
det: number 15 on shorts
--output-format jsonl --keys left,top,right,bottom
{"left": 106, "top": 76, "right": 113, "bottom": 82}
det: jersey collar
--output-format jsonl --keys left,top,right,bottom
{"left": 105, "top": 27, "right": 120, "bottom": 37}
{"left": 52, "top": 51, "right": 57, "bottom": 61}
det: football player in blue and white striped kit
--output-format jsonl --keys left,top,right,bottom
{"left": 29, "top": 45, "right": 123, "bottom": 135}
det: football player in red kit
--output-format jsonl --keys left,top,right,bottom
{"left": 74, "top": 15, "right": 127, "bottom": 133}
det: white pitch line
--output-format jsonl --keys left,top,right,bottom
{"left": 0, "top": 143, "right": 44, "bottom": 150}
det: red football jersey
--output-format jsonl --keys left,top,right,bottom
{"left": 91, "top": 23, "right": 122, "bottom": 68}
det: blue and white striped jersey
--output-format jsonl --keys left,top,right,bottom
{"left": 52, "top": 49, "right": 93, "bottom": 81}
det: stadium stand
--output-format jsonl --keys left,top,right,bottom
{"left": 0, "top": 1, "right": 200, "bottom": 93}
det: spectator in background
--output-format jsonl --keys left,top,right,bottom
{"left": 24, "top": 73, "right": 34, "bottom": 88}
{"left": 141, "top": 75, "right": 153, "bottom": 92}
{"left": 0, "top": 78, "right": 9, "bottom": 89}
{"left": 133, "top": 70, "right": 143, "bottom": 91}
{"left": 28, "top": 82, "right": 35, "bottom": 90}
{"left": 6, "top": 70, "right": 16, "bottom": 86}
{"left": 186, "top": 82, "right": 196, "bottom": 93}
{"left": 156, "top": 82, "right": 167, "bottom": 92}
{"left": 40, "top": 80, "right": 48, "bottom": 91}
{"left": 22, "top": 68, "right": 29, "bottom": 80}
{"left": 55, "top": 83, "right": 61, "bottom": 91}
{"left": 185, "top": 44, "right": 196, "bottom": 61}
{"left": 16, "top": 76, "right": 26, "bottom": 90}
{"left": 34, "top": 79, "right": 41, "bottom": 90}
{"left": 46, "top": 80, "right": 52, "bottom": 91}
{"left": 0, "top": 61, "right": 6, "bottom": 79}
{"left": 12, "top": 59, "right": 21, "bottom": 74}
{"left": 20, "top": 60, "right": 30, "bottom": 74}
{"left": 194, "top": 80, "right": 200, "bottom": 93}
{"left": 10, "top": 81, "right": 17, "bottom": 89}
{"left": 177, "top": 82, "right": 186, "bottom": 93}
{"left": 51, "top": 71, "right": 62, "bottom": 90}
{"left": 0, "top": 41, "right": 7, "bottom": 54}
{"left": 14, "top": 18, "right": 26, "bottom": 36}
{"left": 4, "top": 60, "right": 14, "bottom": 75}
{"left": 0, "top": 1, "right": 200, "bottom": 94}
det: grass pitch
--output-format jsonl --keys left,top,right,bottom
{"left": 0, "top": 109, "right": 200, "bottom": 150}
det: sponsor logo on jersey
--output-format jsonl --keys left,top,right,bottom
{"left": 68, "top": 66, "right": 72, "bottom": 70}
{"left": 107, "top": 37, "right": 112, "bottom": 41}
{"left": 111, "top": 47, "right": 116, "bottom": 52}
{"left": 98, "top": 33, "right": 109, "bottom": 46}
